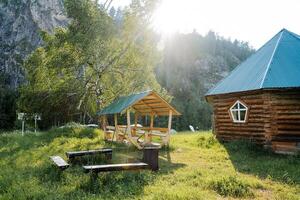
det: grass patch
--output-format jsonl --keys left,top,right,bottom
{"left": 0, "top": 129, "right": 299, "bottom": 199}
{"left": 210, "top": 175, "right": 253, "bottom": 198}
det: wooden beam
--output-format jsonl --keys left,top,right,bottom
{"left": 150, "top": 114, "right": 154, "bottom": 128}
{"left": 136, "top": 100, "right": 161, "bottom": 104}
{"left": 127, "top": 109, "right": 131, "bottom": 137}
{"left": 114, "top": 114, "right": 118, "bottom": 141}
{"left": 133, "top": 112, "right": 138, "bottom": 136}
{"left": 138, "top": 100, "right": 158, "bottom": 115}
{"left": 148, "top": 113, "right": 154, "bottom": 142}
{"left": 101, "top": 116, "right": 107, "bottom": 132}
{"left": 166, "top": 110, "right": 173, "bottom": 145}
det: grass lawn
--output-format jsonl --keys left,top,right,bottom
{"left": 0, "top": 127, "right": 299, "bottom": 200}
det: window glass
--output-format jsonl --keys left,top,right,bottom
{"left": 230, "top": 101, "right": 248, "bottom": 123}
{"left": 239, "top": 103, "right": 246, "bottom": 110}
{"left": 232, "top": 103, "right": 239, "bottom": 110}
{"left": 240, "top": 110, "right": 246, "bottom": 121}
{"left": 232, "top": 110, "right": 239, "bottom": 121}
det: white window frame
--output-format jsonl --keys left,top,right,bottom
{"left": 229, "top": 100, "right": 248, "bottom": 123}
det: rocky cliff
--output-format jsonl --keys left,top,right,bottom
{"left": 0, "top": 0, "right": 68, "bottom": 88}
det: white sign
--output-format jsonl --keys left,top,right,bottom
{"left": 34, "top": 114, "right": 42, "bottom": 120}
{"left": 17, "top": 113, "right": 25, "bottom": 120}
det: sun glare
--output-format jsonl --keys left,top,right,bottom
{"left": 152, "top": 0, "right": 197, "bottom": 35}
{"left": 152, "top": 0, "right": 300, "bottom": 48}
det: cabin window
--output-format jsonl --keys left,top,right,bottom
{"left": 230, "top": 100, "right": 248, "bottom": 123}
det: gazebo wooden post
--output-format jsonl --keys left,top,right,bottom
{"left": 166, "top": 110, "right": 173, "bottom": 145}
{"left": 126, "top": 109, "right": 132, "bottom": 137}
{"left": 149, "top": 113, "right": 154, "bottom": 142}
{"left": 114, "top": 114, "right": 118, "bottom": 141}
{"left": 100, "top": 116, "right": 107, "bottom": 132}
{"left": 134, "top": 113, "right": 138, "bottom": 136}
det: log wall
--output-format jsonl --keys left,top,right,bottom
{"left": 209, "top": 89, "right": 300, "bottom": 153}
{"left": 211, "top": 91, "right": 266, "bottom": 144}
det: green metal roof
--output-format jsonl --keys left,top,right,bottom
{"left": 97, "top": 91, "right": 151, "bottom": 116}
{"left": 206, "top": 29, "right": 300, "bottom": 96}
{"left": 97, "top": 90, "right": 181, "bottom": 116}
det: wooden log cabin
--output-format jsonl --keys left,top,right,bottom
{"left": 205, "top": 29, "right": 300, "bottom": 154}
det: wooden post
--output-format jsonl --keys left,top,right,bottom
{"left": 166, "top": 110, "right": 173, "bottom": 145}
{"left": 100, "top": 116, "right": 107, "bottom": 132}
{"left": 114, "top": 114, "right": 118, "bottom": 141}
{"left": 126, "top": 109, "right": 131, "bottom": 137}
{"left": 150, "top": 114, "right": 154, "bottom": 129}
{"left": 22, "top": 119, "right": 25, "bottom": 136}
{"left": 133, "top": 113, "right": 138, "bottom": 136}
{"left": 149, "top": 113, "right": 154, "bottom": 142}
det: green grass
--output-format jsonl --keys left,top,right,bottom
{"left": 0, "top": 128, "right": 299, "bottom": 200}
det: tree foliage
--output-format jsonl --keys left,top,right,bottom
{"left": 0, "top": 72, "right": 17, "bottom": 129}
{"left": 19, "top": 0, "right": 166, "bottom": 128}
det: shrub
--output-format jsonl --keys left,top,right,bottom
{"left": 197, "top": 135, "right": 218, "bottom": 148}
{"left": 48, "top": 125, "right": 101, "bottom": 139}
{"left": 210, "top": 176, "right": 253, "bottom": 198}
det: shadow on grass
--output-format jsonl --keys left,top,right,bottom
{"left": 223, "top": 140, "right": 300, "bottom": 185}
{"left": 73, "top": 151, "right": 186, "bottom": 198}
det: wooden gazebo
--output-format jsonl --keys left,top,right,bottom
{"left": 97, "top": 90, "right": 180, "bottom": 149}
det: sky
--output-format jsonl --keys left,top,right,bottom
{"left": 108, "top": 0, "right": 300, "bottom": 49}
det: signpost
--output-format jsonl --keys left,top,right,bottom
{"left": 34, "top": 114, "right": 41, "bottom": 133}
{"left": 17, "top": 113, "right": 42, "bottom": 135}
{"left": 18, "top": 113, "right": 25, "bottom": 136}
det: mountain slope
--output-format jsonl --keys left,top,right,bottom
{"left": 0, "top": 0, "right": 68, "bottom": 88}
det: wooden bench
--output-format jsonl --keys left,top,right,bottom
{"left": 83, "top": 163, "right": 149, "bottom": 173}
{"left": 50, "top": 156, "right": 69, "bottom": 170}
{"left": 66, "top": 148, "right": 113, "bottom": 161}
{"left": 105, "top": 126, "right": 115, "bottom": 141}
{"left": 83, "top": 146, "right": 160, "bottom": 174}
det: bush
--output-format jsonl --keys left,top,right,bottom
{"left": 210, "top": 176, "right": 253, "bottom": 198}
{"left": 48, "top": 125, "right": 101, "bottom": 139}
{"left": 197, "top": 135, "right": 218, "bottom": 148}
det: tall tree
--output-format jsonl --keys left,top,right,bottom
{"left": 0, "top": 72, "right": 17, "bottom": 129}
{"left": 19, "top": 0, "right": 166, "bottom": 128}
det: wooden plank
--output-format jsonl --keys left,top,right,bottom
{"left": 106, "top": 126, "right": 115, "bottom": 130}
{"left": 141, "top": 127, "right": 168, "bottom": 131}
{"left": 66, "top": 149, "right": 112, "bottom": 159}
{"left": 127, "top": 109, "right": 132, "bottom": 137}
{"left": 50, "top": 156, "right": 69, "bottom": 170}
{"left": 166, "top": 110, "right": 172, "bottom": 145}
{"left": 83, "top": 163, "right": 149, "bottom": 173}
{"left": 135, "top": 100, "right": 162, "bottom": 105}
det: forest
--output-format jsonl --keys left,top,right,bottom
{"left": 0, "top": 0, "right": 253, "bottom": 131}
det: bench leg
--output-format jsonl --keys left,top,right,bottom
{"left": 68, "top": 156, "right": 75, "bottom": 163}
{"left": 89, "top": 171, "right": 99, "bottom": 182}
{"left": 105, "top": 152, "right": 112, "bottom": 160}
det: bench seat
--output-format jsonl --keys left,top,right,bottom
{"left": 66, "top": 148, "right": 112, "bottom": 160}
{"left": 83, "top": 162, "right": 149, "bottom": 173}
{"left": 50, "top": 156, "right": 69, "bottom": 170}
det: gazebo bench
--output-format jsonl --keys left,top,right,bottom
{"left": 66, "top": 148, "right": 113, "bottom": 161}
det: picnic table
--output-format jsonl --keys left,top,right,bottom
{"left": 66, "top": 148, "right": 113, "bottom": 161}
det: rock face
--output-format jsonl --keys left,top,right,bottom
{"left": 0, "top": 0, "right": 68, "bottom": 88}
